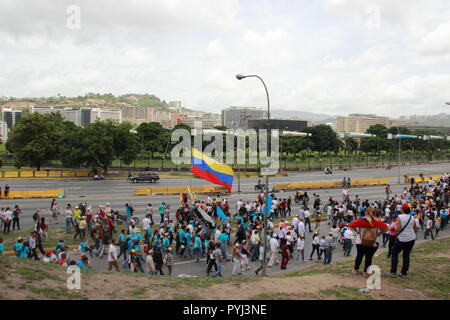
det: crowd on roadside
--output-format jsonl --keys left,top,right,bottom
{"left": 0, "top": 174, "right": 449, "bottom": 279}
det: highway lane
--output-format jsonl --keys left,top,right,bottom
{"left": 0, "top": 162, "right": 448, "bottom": 197}
{"left": 6, "top": 184, "right": 414, "bottom": 229}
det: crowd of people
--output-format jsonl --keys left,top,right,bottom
{"left": 0, "top": 174, "right": 449, "bottom": 280}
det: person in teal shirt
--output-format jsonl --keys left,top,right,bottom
{"left": 20, "top": 243, "right": 30, "bottom": 258}
{"left": 218, "top": 231, "right": 229, "bottom": 260}
{"left": 162, "top": 235, "right": 170, "bottom": 252}
{"left": 183, "top": 232, "right": 193, "bottom": 258}
{"left": 159, "top": 202, "right": 166, "bottom": 224}
{"left": 193, "top": 233, "right": 202, "bottom": 262}
{"left": 132, "top": 232, "right": 142, "bottom": 242}
{"left": 14, "top": 238, "right": 24, "bottom": 257}
{"left": 79, "top": 239, "right": 88, "bottom": 254}
{"left": 0, "top": 238, "right": 5, "bottom": 256}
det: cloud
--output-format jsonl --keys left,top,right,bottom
{"left": 1, "top": 0, "right": 450, "bottom": 118}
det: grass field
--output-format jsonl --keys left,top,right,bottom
{"left": 0, "top": 235, "right": 448, "bottom": 300}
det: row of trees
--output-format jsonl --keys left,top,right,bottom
{"left": 281, "top": 124, "right": 450, "bottom": 157}
{"left": 5, "top": 113, "right": 450, "bottom": 171}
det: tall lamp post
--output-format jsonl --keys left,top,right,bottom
{"left": 236, "top": 74, "right": 270, "bottom": 277}
{"left": 394, "top": 127, "right": 402, "bottom": 185}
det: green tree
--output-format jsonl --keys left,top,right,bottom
{"left": 113, "top": 121, "right": 140, "bottom": 165}
{"left": 6, "top": 113, "right": 66, "bottom": 170}
{"left": 304, "top": 125, "right": 340, "bottom": 154}
{"left": 136, "top": 122, "right": 168, "bottom": 158}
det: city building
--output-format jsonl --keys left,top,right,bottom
{"left": 1, "top": 108, "right": 22, "bottom": 130}
{"left": 336, "top": 114, "right": 402, "bottom": 134}
{"left": 221, "top": 106, "right": 267, "bottom": 129}
{"left": 247, "top": 119, "right": 308, "bottom": 131}
{"left": 80, "top": 108, "right": 92, "bottom": 126}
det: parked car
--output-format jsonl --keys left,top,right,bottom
{"left": 129, "top": 171, "right": 160, "bottom": 183}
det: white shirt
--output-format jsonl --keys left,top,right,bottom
{"left": 269, "top": 238, "right": 279, "bottom": 250}
{"left": 108, "top": 244, "right": 118, "bottom": 262}
{"left": 343, "top": 229, "right": 354, "bottom": 240}
{"left": 296, "top": 238, "right": 305, "bottom": 250}
{"left": 304, "top": 210, "right": 310, "bottom": 218}
{"left": 3, "top": 210, "right": 12, "bottom": 220}
{"left": 297, "top": 222, "right": 305, "bottom": 235}
{"left": 142, "top": 217, "right": 151, "bottom": 231}
{"left": 146, "top": 206, "right": 153, "bottom": 215}
{"left": 397, "top": 214, "right": 416, "bottom": 242}
{"left": 292, "top": 217, "right": 299, "bottom": 230}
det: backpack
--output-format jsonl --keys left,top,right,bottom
{"left": 360, "top": 227, "right": 377, "bottom": 247}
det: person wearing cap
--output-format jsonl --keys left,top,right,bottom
{"left": 389, "top": 203, "right": 419, "bottom": 278}
{"left": 231, "top": 243, "right": 243, "bottom": 276}
{"left": 146, "top": 249, "right": 157, "bottom": 275}
{"left": 268, "top": 235, "right": 280, "bottom": 267}
{"left": 323, "top": 232, "right": 334, "bottom": 265}
{"left": 159, "top": 202, "right": 166, "bottom": 225}
{"left": 309, "top": 232, "right": 321, "bottom": 262}
{"left": 77, "top": 254, "right": 92, "bottom": 270}
{"left": 163, "top": 247, "right": 174, "bottom": 275}
{"left": 294, "top": 234, "right": 305, "bottom": 263}
{"left": 14, "top": 237, "right": 23, "bottom": 257}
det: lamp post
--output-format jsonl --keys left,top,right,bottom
{"left": 395, "top": 127, "right": 401, "bottom": 185}
{"left": 236, "top": 74, "right": 270, "bottom": 277}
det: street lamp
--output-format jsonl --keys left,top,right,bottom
{"left": 236, "top": 73, "right": 270, "bottom": 277}
{"left": 394, "top": 127, "right": 402, "bottom": 185}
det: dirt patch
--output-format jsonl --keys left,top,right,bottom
{"left": 193, "top": 272, "right": 429, "bottom": 300}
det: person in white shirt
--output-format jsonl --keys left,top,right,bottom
{"left": 297, "top": 219, "right": 305, "bottom": 237}
{"left": 343, "top": 228, "right": 354, "bottom": 256}
{"left": 107, "top": 239, "right": 120, "bottom": 272}
{"left": 389, "top": 205, "right": 419, "bottom": 277}
{"left": 267, "top": 235, "right": 280, "bottom": 267}
{"left": 142, "top": 215, "right": 151, "bottom": 232}
{"left": 309, "top": 232, "right": 321, "bottom": 262}
{"left": 292, "top": 216, "right": 300, "bottom": 234}
{"left": 146, "top": 204, "right": 154, "bottom": 224}
{"left": 303, "top": 208, "right": 312, "bottom": 232}
{"left": 295, "top": 234, "right": 305, "bottom": 262}
{"left": 2, "top": 208, "right": 12, "bottom": 234}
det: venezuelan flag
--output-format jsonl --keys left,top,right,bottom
{"left": 191, "top": 148, "right": 234, "bottom": 192}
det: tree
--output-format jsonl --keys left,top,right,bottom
{"left": 136, "top": 122, "right": 168, "bottom": 158}
{"left": 342, "top": 137, "right": 358, "bottom": 154}
{"left": 6, "top": 113, "right": 66, "bottom": 170}
{"left": 304, "top": 125, "right": 340, "bottom": 154}
{"left": 113, "top": 121, "right": 140, "bottom": 165}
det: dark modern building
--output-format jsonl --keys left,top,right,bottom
{"left": 247, "top": 119, "right": 308, "bottom": 131}
{"left": 80, "top": 108, "right": 91, "bottom": 126}
{"left": 1, "top": 109, "right": 22, "bottom": 130}
{"left": 221, "top": 107, "right": 267, "bottom": 129}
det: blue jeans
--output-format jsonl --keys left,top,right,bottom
{"left": 324, "top": 247, "right": 332, "bottom": 264}
{"left": 221, "top": 247, "right": 228, "bottom": 261}
{"left": 193, "top": 248, "right": 201, "bottom": 262}
{"left": 66, "top": 219, "right": 72, "bottom": 233}
{"left": 213, "top": 262, "right": 223, "bottom": 277}
{"left": 250, "top": 244, "right": 259, "bottom": 261}
{"left": 183, "top": 245, "right": 192, "bottom": 258}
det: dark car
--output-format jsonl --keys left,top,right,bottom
{"left": 129, "top": 171, "right": 160, "bottom": 183}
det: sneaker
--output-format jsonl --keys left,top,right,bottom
{"left": 384, "top": 272, "right": 397, "bottom": 277}
{"left": 398, "top": 273, "right": 408, "bottom": 278}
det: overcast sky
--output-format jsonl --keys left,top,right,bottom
{"left": 1, "top": 0, "right": 450, "bottom": 117}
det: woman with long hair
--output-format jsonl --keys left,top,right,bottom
{"left": 350, "top": 207, "right": 387, "bottom": 276}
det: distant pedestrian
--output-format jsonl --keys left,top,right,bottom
{"left": 4, "top": 185, "right": 10, "bottom": 198}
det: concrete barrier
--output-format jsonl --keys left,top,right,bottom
{"left": 19, "top": 171, "right": 34, "bottom": 178}
{"left": 274, "top": 179, "right": 389, "bottom": 191}
{"left": 1, "top": 189, "right": 64, "bottom": 199}
{"left": 4, "top": 171, "right": 19, "bottom": 178}
{"left": 35, "top": 171, "right": 49, "bottom": 177}
{"left": 134, "top": 186, "right": 227, "bottom": 196}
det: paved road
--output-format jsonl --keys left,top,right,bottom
{"left": 0, "top": 162, "right": 448, "bottom": 197}
{"left": 2, "top": 184, "right": 421, "bottom": 229}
